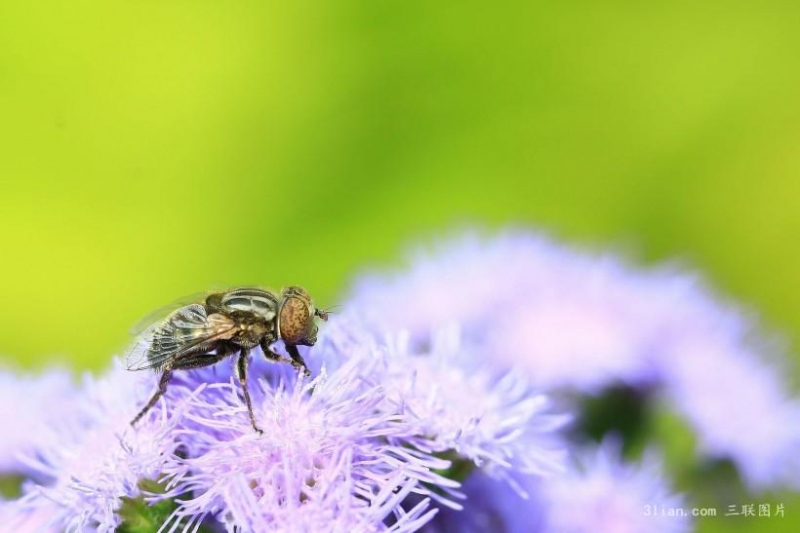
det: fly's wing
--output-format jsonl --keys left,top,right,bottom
{"left": 129, "top": 291, "right": 214, "bottom": 336}
{"left": 126, "top": 304, "right": 238, "bottom": 371}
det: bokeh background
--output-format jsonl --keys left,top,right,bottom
{"left": 1, "top": 1, "right": 798, "bottom": 531}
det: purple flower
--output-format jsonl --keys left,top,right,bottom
{"left": 157, "top": 359, "right": 444, "bottom": 532}
{"left": 154, "top": 321, "right": 566, "bottom": 530}
{"left": 537, "top": 442, "right": 691, "bottom": 533}
{"left": 660, "top": 331, "right": 800, "bottom": 490}
{"left": 0, "top": 497, "right": 62, "bottom": 533}
{"left": 424, "top": 441, "right": 690, "bottom": 533}
{"left": 0, "top": 362, "right": 185, "bottom": 532}
{"left": 7, "top": 227, "right": 792, "bottom": 531}
{"left": 347, "top": 324, "right": 568, "bottom": 484}
{"left": 0, "top": 368, "right": 78, "bottom": 475}
{"left": 0, "top": 312, "right": 567, "bottom": 532}
{"left": 348, "top": 232, "right": 673, "bottom": 391}
{"left": 347, "top": 231, "right": 800, "bottom": 489}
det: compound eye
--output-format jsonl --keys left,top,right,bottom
{"left": 284, "top": 286, "right": 309, "bottom": 299}
{"left": 279, "top": 297, "right": 311, "bottom": 344}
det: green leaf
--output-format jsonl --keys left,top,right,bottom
{"left": 0, "top": 475, "right": 24, "bottom": 498}
{"left": 117, "top": 478, "right": 214, "bottom": 533}
{"left": 431, "top": 449, "right": 476, "bottom": 483}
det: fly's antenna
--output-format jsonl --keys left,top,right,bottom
{"left": 316, "top": 304, "right": 341, "bottom": 321}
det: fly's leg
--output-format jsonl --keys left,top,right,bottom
{"left": 131, "top": 369, "right": 173, "bottom": 427}
{"left": 132, "top": 344, "right": 234, "bottom": 428}
{"left": 236, "top": 350, "right": 263, "bottom": 435}
{"left": 170, "top": 343, "right": 235, "bottom": 371}
{"left": 260, "top": 340, "right": 310, "bottom": 377}
{"left": 260, "top": 339, "right": 293, "bottom": 366}
{"left": 286, "top": 344, "right": 312, "bottom": 377}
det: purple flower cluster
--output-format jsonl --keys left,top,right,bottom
{"left": 0, "top": 368, "right": 77, "bottom": 474}
{"left": 349, "top": 231, "right": 800, "bottom": 490}
{"left": 424, "top": 441, "right": 690, "bottom": 533}
{"left": 1, "top": 229, "right": 797, "bottom": 532}
{"left": 0, "top": 363, "right": 186, "bottom": 532}
{"left": 0, "top": 312, "right": 567, "bottom": 531}
{"left": 158, "top": 358, "right": 445, "bottom": 533}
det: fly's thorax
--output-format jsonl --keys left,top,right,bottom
{"left": 212, "top": 288, "right": 280, "bottom": 321}
{"left": 227, "top": 310, "right": 274, "bottom": 348}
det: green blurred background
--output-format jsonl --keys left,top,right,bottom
{"left": 1, "top": 1, "right": 798, "bottom": 530}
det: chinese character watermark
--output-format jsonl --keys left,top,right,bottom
{"left": 644, "top": 502, "right": 786, "bottom": 519}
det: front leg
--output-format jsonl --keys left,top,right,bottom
{"left": 286, "top": 344, "right": 312, "bottom": 377}
{"left": 260, "top": 339, "right": 293, "bottom": 366}
{"left": 235, "top": 350, "right": 263, "bottom": 435}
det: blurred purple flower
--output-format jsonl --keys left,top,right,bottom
{"left": 348, "top": 233, "right": 671, "bottom": 390}
{"left": 537, "top": 442, "right": 691, "bottom": 533}
{"left": 420, "top": 472, "right": 544, "bottom": 533}
{"left": 0, "top": 368, "right": 78, "bottom": 475}
{"left": 348, "top": 231, "right": 800, "bottom": 489}
{"left": 0, "top": 497, "right": 63, "bottom": 533}
{"left": 353, "top": 325, "right": 568, "bottom": 484}
{"left": 424, "top": 440, "right": 690, "bottom": 533}
{"left": 661, "top": 330, "right": 800, "bottom": 489}
{"left": 0, "top": 363, "right": 185, "bottom": 532}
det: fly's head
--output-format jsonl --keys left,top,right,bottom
{"left": 278, "top": 286, "right": 327, "bottom": 347}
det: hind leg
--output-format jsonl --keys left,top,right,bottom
{"left": 235, "top": 350, "right": 263, "bottom": 434}
{"left": 131, "top": 345, "right": 234, "bottom": 427}
{"left": 131, "top": 369, "right": 173, "bottom": 427}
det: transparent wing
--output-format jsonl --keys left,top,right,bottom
{"left": 129, "top": 291, "right": 213, "bottom": 335}
{"left": 126, "top": 304, "right": 238, "bottom": 371}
